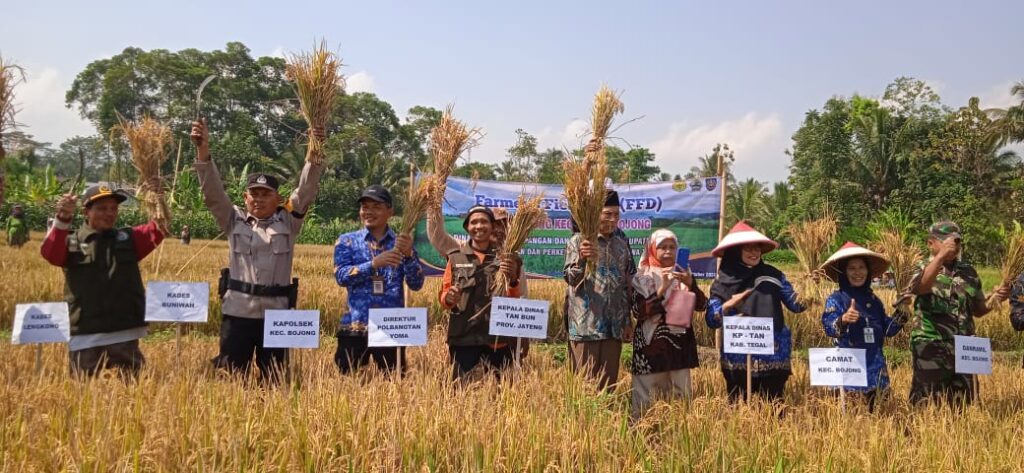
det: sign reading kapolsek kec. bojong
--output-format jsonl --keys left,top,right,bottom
{"left": 412, "top": 176, "right": 722, "bottom": 279}
{"left": 263, "top": 310, "right": 320, "bottom": 349}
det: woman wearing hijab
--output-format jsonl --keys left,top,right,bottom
{"left": 706, "top": 221, "right": 806, "bottom": 402}
{"left": 630, "top": 229, "right": 708, "bottom": 418}
{"left": 820, "top": 242, "right": 906, "bottom": 408}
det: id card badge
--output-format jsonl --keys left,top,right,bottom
{"left": 863, "top": 327, "right": 875, "bottom": 344}
{"left": 372, "top": 276, "right": 385, "bottom": 295}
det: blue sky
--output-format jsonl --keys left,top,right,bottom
{"left": 4, "top": 0, "right": 1021, "bottom": 182}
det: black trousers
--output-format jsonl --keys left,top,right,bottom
{"left": 449, "top": 344, "right": 514, "bottom": 380}
{"left": 212, "top": 314, "right": 289, "bottom": 382}
{"left": 723, "top": 369, "right": 789, "bottom": 403}
{"left": 335, "top": 331, "right": 406, "bottom": 374}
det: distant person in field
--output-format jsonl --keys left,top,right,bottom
{"left": 630, "top": 229, "right": 707, "bottom": 418}
{"left": 564, "top": 189, "right": 636, "bottom": 390}
{"left": 427, "top": 204, "right": 530, "bottom": 359}
{"left": 439, "top": 205, "right": 522, "bottom": 379}
{"left": 333, "top": 185, "right": 424, "bottom": 375}
{"left": 706, "top": 221, "right": 806, "bottom": 403}
{"left": 1011, "top": 271, "right": 1024, "bottom": 368}
{"left": 41, "top": 185, "right": 165, "bottom": 378}
{"left": 908, "top": 221, "right": 1009, "bottom": 405}
{"left": 191, "top": 118, "right": 323, "bottom": 382}
{"left": 820, "top": 242, "right": 907, "bottom": 410}
{"left": 179, "top": 224, "right": 191, "bottom": 245}
{"left": 7, "top": 204, "right": 28, "bottom": 248}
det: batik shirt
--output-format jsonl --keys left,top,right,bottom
{"left": 563, "top": 232, "right": 636, "bottom": 341}
{"left": 822, "top": 290, "right": 905, "bottom": 391}
{"left": 334, "top": 227, "right": 425, "bottom": 328}
{"left": 1010, "top": 272, "right": 1024, "bottom": 332}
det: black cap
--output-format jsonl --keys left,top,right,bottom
{"left": 358, "top": 184, "right": 393, "bottom": 207}
{"left": 462, "top": 205, "right": 495, "bottom": 230}
{"left": 604, "top": 189, "right": 620, "bottom": 207}
{"left": 81, "top": 184, "right": 128, "bottom": 208}
{"left": 246, "top": 173, "right": 280, "bottom": 191}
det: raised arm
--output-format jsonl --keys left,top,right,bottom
{"left": 191, "top": 119, "right": 236, "bottom": 234}
{"left": 426, "top": 205, "right": 460, "bottom": 256}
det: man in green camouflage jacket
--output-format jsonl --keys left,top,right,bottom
{"left": 908, "top": 221, "right": 1010, "bottom": 405}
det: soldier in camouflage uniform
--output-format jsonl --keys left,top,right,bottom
{"left": 908, "top": 221, "right": 1010, "bottom": 405}
{"left": 1011, "top": 271, "right": 1024, "bottom": 367}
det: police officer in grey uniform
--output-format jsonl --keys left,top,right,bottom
{"left": 190, "top": 119, "right": 323, "bottom": 380}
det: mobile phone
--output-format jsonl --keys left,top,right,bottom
{"left": 675, "top": 247, "right": 690, "bottom": 271}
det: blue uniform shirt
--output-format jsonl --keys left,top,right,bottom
{"left": 334, "top": 227, "right": 424, "bottom": 327}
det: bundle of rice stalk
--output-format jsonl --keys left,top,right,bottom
{"left": 786, "top": 212, "right": 838, "bottom": 307}
{"left": 110, "top": 114, "right": 172, "bottom": 234}
{"left": 426, "top": 105, "right": 481, "bottom": 211}
{"left": 563, "top": 86, "right": 623, "bottom": 275}
{"left": 493, "top": 194, "right": 548, "bottom": 296}
{"left": 870, "top": 229, "right": 922, "bottom": 313}
{"left": 285, "top": 41, "right": 344, "bottom": 166}
{"left": 400, "top": 165, "right": 432, "bottom": 237}
{"left": 988, "top": 222, "right": 1024, "bottom": 310}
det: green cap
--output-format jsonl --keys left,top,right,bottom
{"left": 929, "top": 220, "right": 962, "bottom": 241}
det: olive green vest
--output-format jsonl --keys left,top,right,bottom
{"left": 445, "top": 245, "right": 511, "bottom": 347}
{"left": 64, "top": 226, "right": 146, "bottom": 335}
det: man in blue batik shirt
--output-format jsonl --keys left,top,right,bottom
{"left": 334, "top": 185, "right": 424, "bottom": 374}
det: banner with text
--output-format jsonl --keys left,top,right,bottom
{"left": 414, "top": 176, "right": 722, "bottom": 279}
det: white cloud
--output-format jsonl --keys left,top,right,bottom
{"left": 560, "top": 119, "right": 588, "bottom": 147}
{"left": 13, "top": 65, "right": 95, "bottom": 146}
{"left": 650, "top": 113, "right": 787, "bottom": 181}
{"left": 269, "top": 46, "right": 286, "bottom": 59}
{"left": 978, "top": 81, "right": 1021, "bottom": 110}
{"left": 346, "top": 71, "right": 375, "bottom": 94}
{"left": 533, "top": 119, "right": 588, "bottom": 152}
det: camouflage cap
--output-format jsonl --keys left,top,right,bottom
{"left": 929, "top": 220, "right": 962, "bottom": 241}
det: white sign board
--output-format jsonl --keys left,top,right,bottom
{"left": 809, "top": 347, "right": 869, "bottom": 387}
{"left": 954, "top": 335, "right": 992, "bottom": 375}
{"left": 489, "top": 297, "right": 550, "bottom": 339}
{"left": 11, "top": 302, "right": 70, "bottom": 344}
{"left": 368, "top": 308, "right": 428, "bottom": 347}
{"left": 145, "top": 281, "right": 209, "bottom": 322}
{"left": 263, "top": 310, "right": 320, "bottom": 349}
{"left": 722, "top": 316, "right": 775, "bottom": 355}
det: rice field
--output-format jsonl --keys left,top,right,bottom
{"left": 2, "top": 235, "right": 1024, "bottom": 471}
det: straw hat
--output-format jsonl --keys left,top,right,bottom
{"left": 820, "top": 241, "right": 891, "bottom": 281}
{"left": 711, "top": 221, "right": 779, "bottom": 258}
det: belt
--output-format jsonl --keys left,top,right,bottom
{"left": 225, "top": 278, "right": 292, "bottom": 297}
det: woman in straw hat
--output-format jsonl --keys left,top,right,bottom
{"left": 629, "top": 228, "right": 708, "bottom": 419}
{"left": 706, "top": 221, "right": 806, "bottom": 402}
{"left": 820, "top": 242, "right": 906, "bottom": 408}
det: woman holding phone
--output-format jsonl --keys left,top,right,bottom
{"left": 705, "top": 221, "right": 806, "bottom": 402}
{"left": 629, "top": 229, "right": 708, "bottom": 419}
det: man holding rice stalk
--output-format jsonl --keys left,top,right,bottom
{"left": 439, "top": 205, "right": 522, "bottom": 379}
{"left": 41, "top": 184, "right": 165, "bottom": 378}
{"left": 563, "top": 189, "right": 636, "bottom": 390}
{"left": 190, "top": 119, "right": 324, "bottom": 381}
{"left": 1012, "top": 272, "right": 1024, "bottom": 367}
{"left": 908, "top": 221, "right": 1010, "bottom": 405}
{"left": 333, "top": 184, "right": 424, "bottom": 374}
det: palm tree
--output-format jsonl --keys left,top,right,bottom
{"left": 0, "top": 55, "right": 26, "bottom": 207}
{"left": 986, "top": 80, "right": 1024, "bottom": 146}
{"left": 725, "top": 178, "right": 768, "bottom": 229}
{"left": 848, "top": 106, "right": 914, "bottom": 210}
{"left": 685, "top": 143, "right": 735, "bottom": 184}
